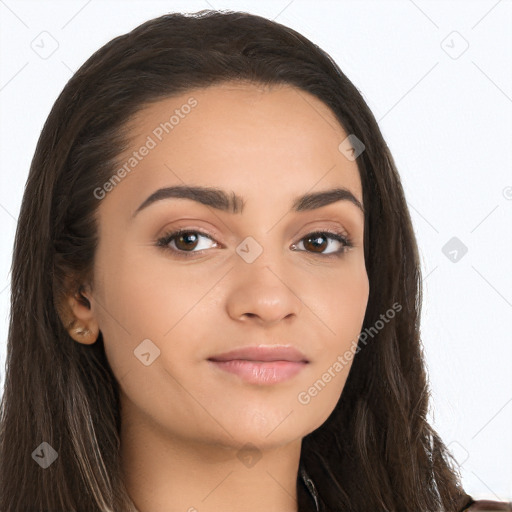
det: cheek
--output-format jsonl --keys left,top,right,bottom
{"left": 312, "top": 263, "right": 368, "bottom": 384}
{"left": 335, "top": 270, "right": 369, "bottom": 338}
{"left": 91, "top": 246, "right": 189, "bottom": 377}
{"left": 96, "top": 245, "right": 202, "bottom": 333}
{"left": 93, "top": 245, "right": 229, "bottom": 386}
{"left": 291, "top": 261, "right": 369, "bottom": 408}
{"left": 298, "top": 275, "right": 368, "bottom": 425}
{"left": 315, "top": 259, "right": 369, "bottom": 343}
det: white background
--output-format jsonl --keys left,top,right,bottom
{"left": 0, "top": 0, "right": 511, "bottom": 502}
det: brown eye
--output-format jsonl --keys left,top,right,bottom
{"left": 174, "top": 231, "right": 200, "bottom": 251}
{"left": 291, "top": 230, "right": 352, "bottom": 258}
{"left": 157, "top": 229, "right": 218, "bottom": 257}
{"left": 303, "top": 234, "right": 329, "bottom": 253}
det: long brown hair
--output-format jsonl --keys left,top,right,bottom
{"left": 0, "top": 9, "right": 474, "bottom": 511}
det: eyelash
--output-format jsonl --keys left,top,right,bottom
{"left": 156, "top": 228, "right": 353, "bottom": 259}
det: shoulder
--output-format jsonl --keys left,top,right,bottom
{"left": 461, "top": 499, "right": 512, "bottom": 511}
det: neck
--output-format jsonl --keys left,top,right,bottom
{"left": 120, "top": 400, "right": 303, "bottom": 512}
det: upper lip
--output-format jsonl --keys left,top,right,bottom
{"left": 208, "top": 345, "right": 309, "bottom": 363}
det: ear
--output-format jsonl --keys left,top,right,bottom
{"left": 59, "top": 284, "right": 100, "bottom": 345}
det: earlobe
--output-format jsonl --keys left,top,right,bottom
{"left": 69, "top": 323, "right": 99, "bottom": 345}
{"left": 62, "top": 285, "right": 100, "bottom": 345}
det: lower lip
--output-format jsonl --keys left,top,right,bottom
{"left": 208, "top": 359, "right": 308, "bottom": 385}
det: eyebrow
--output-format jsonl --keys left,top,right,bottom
{"left": 131, "top": 185, "right": 364, "bottom": 218}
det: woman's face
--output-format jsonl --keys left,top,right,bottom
{"left": 87, "top": 81, "right": 369, "bottom": 450}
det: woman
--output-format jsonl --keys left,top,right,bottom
{"left": 0, "top": 9, "right": 509, "bottom": 512}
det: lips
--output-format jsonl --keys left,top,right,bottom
{"left": 207, "top": 345, "right": 310, "bottom": 385}
{"left": 207, "top": 345, "right": 309, "bottom": 363}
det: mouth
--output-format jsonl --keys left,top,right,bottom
{"left": 207, "top": 345, "right": 309, "bottom": 385}
{"left": 207, "top": 360, "right": 308, "bottom": 385}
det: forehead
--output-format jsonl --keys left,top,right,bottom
{"left": 104, "top": 81, "right": 363, "bottom": 218}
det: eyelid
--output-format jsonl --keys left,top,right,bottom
{"left": 155, "top": 221, "right": 224, "bottom": 245}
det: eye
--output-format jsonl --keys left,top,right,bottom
{"left": 156, "top": 228, "right": 353, "bottom": 259}
{"left": 291, "top": 230, "right": 353, "bottom": 258}
{"left": 156, "top": 229, "right": 219, "bottom": 258}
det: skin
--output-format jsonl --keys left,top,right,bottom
{"left": 66, "top": 82, "right": 369, "bottom": 512}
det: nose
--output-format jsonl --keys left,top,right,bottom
{"left": 225, "top": 263, "right": 303, "bottom": 326}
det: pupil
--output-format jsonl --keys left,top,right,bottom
{"left": 178, "top": 232, "right": 198, "bottom": 249}
{"left": 307, "top": 235, "right": 326, "bottom": 252}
